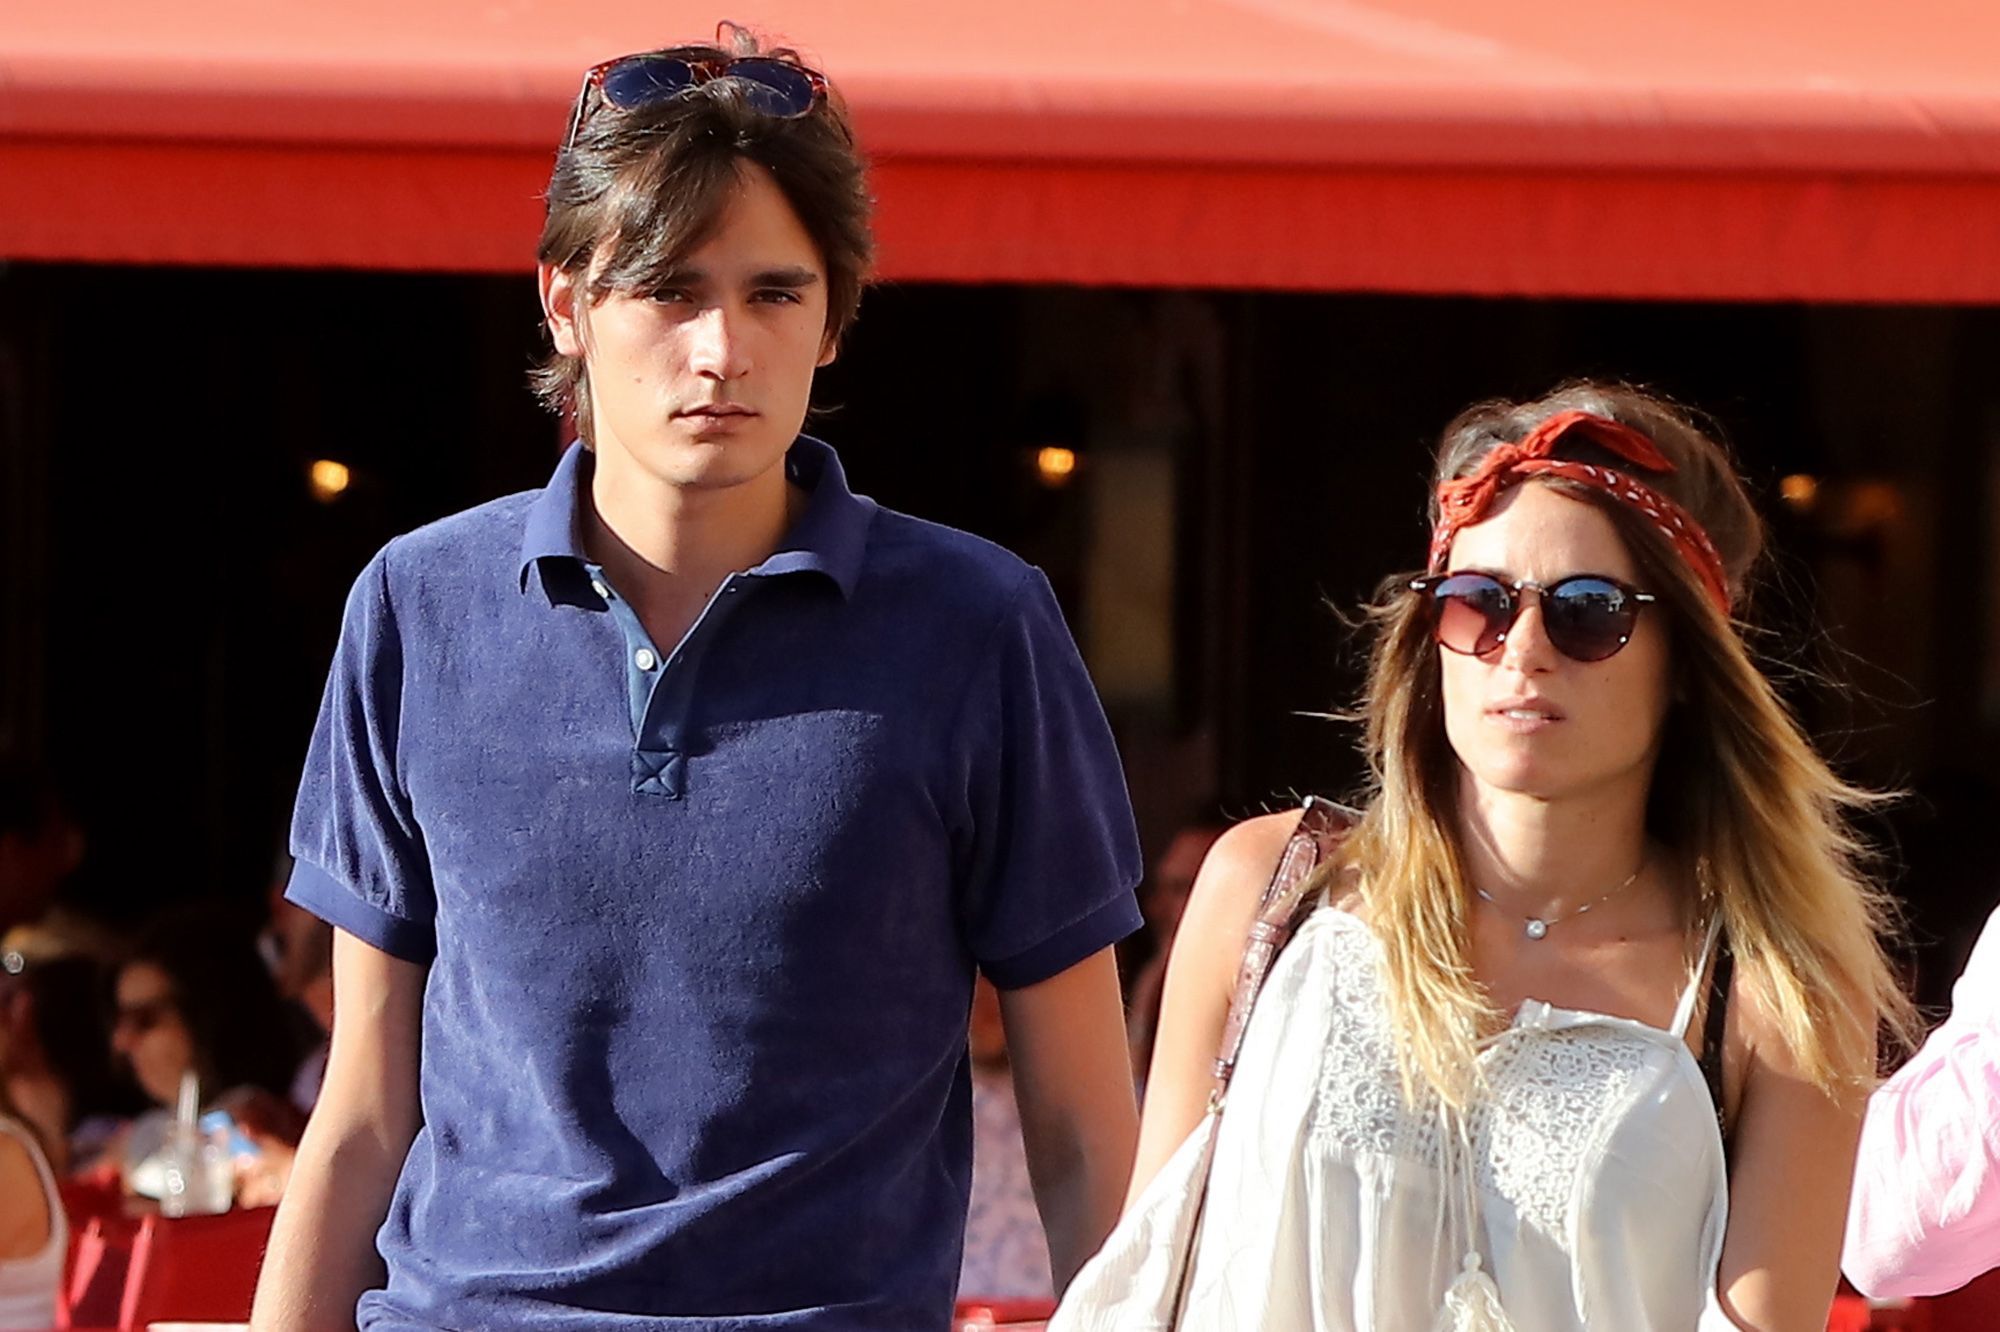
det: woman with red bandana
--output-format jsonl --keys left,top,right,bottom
{"left": 1052, "top": 384, "right": 1914, "bottom": 1331}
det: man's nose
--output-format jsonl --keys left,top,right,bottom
{"left": 687, "top": 304, "right": 750, "bottom": 380}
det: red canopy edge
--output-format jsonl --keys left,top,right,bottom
{"left": 10, "top": 66, "right": 2000, "bottom": 176}
{"left": 9, "top": 137, "right": 2000, "bottom": 303}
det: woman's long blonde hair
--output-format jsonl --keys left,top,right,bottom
{"left": 1336, "top": 382, "right": 1915, "bottom": 1109}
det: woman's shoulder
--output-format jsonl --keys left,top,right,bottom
{"left": 1208, "top": 810, "right": 1306, "bottom": 880}
{"left": 0, "top": 1121, "right": 54, "bottom": 1258}
{"left": 0, "top": 1117, "right": 49, "bottom": 1171}
{"left": 1198, "top": 807, "right": 1320, "bottom": 909}
{"left": 1166, "top": 813, "right": 1308, "bottom": 978}
{"left": 1190, "top": 807, "right": 1367, "bottom": 918}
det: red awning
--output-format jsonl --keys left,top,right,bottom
{"left": 7, "top": 0, "right": 2000, "bottom": 300}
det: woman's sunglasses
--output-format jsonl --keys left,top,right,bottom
{"left": 109, "top": 995, "right": 179, "bottom": 1038}
{"left": 1408, "top": 572, "right": 1657, "bottom": 663}
{"left": 563, "top": 48, "right": 828, "bottom": 150}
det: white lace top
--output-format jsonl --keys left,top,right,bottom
{"left": 1054, "top": 906, "right": 1734, "bottom": 1331}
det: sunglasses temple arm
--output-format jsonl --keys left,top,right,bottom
{"left": 560, "top": 72, "right": 594, "bottom": 152}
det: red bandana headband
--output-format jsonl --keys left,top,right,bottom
{"left": 1428, "top": 410, "right": 1732, "bottom": 614}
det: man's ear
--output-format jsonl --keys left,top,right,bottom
{"left": 817, "top": 331, "right": 840, "bottom": 369}
{"left": 539, "top": 262, "right": 587, "bottom": 358}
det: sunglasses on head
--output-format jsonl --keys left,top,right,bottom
{"left": 1408, "top": 571, "right": 1657, "bottom": 663}
{"left": 563, "top": 48, "right": 828, "bottom": 150}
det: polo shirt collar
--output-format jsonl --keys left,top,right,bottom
{"left": 518, "top": 435, "right": 875, "bottom": 600}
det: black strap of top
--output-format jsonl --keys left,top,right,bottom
{"left": 1696, "top": 933, "right": 1734, "bottom": 1151}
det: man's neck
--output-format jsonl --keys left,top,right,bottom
{"left": 582, "top": 446, "right": 801, "bottom": 644}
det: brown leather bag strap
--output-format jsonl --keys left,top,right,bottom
{"left": 1209, "top": 796, "right": 1358, "bottom": 1100}
{"left": 1166, "top": 797, "right": 1357, "bottom": 1327}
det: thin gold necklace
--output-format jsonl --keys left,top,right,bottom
{"left": 1475, "top": 859, "right": 1645, "bottom": 941}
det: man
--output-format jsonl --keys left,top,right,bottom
{"left": 1844, "top": 904, "right": 2000, "bottom": 1298}
{"left": 252, "top": 30, "right": 1144, "bottom": 1331}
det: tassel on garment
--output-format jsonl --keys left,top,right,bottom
{"left": 1431, "top": 1251, "right": 1519, "bottom": 1332}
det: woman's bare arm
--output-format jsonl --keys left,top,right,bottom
{"left": 0, "top": 1130, "right": 51, "bottom": 1261}
{"left": 1125, "top": 811, "right": 1300, "bottom": 1206}
{"left": 1713, "top": 983, "right": 1869, "bottom": 1330}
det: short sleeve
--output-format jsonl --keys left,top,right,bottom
{"left": 285, "top": 549, "right": 437, "bottom": 964}
{"left": 950, "top": 569, "right": 1143, "bottom": 989}
{"left": 1843, "top": 905, "right": 2000, "bottom": 1297}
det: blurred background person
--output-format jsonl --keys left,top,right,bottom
{"left": 0, "top": 1080, "right": 64, "bottom": 1330}
{"left": 231, "top": 874, "right": 338, "bottom": 1206}
{"left": 0, "top": 950, "right": 136, "bottom": 1173}
{"left": 94, "top": 903, "right": 308, "bottom": 1200}
{"left": 260, "top": 866, "right": 334, "bottom": 1113}
{"left": 959, "top": 977, "right": 1055, "bottom": 1303}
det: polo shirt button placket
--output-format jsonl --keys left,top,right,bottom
{"left": 630, "top": 575, "right": 755, "bottom": 800}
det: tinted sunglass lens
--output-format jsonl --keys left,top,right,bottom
{"left": 724, "top": 59, "right": 817, "bottom": 116}
{"left": 1432, "top": 575, "right": 1513, "bottom": 656}
{"left": 601, "top": 57, "right": 698, "bottom": 109}
{"left": 1543, "top": 578, "right": 1636, "bottom": 662}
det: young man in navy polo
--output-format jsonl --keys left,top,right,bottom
{"left": 252, "top": 32, "right": 1144, "bottom": 1332}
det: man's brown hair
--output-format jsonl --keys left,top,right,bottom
{"left": 532, "top": 30, "right": 874, "bottom": 443}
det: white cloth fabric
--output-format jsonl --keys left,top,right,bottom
{"left": 0, "top": 1114, "right": 66, "bottom": 1331}
{"left": 1053, "top": 906, "right": 1734, "bottom": 1331}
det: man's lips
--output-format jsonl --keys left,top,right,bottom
{"left": 675, "top": 404, "right": 758, "bottom": 419}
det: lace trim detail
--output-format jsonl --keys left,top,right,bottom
{"left": 1308, "top": 915, "right": 1406, "bottom": 1157}
{"left": 1471, "top": 1027, "right": 1650, "bottom": 1234}
{"left": 1306, "top": 912, "right": 1664, "bottom": 1238}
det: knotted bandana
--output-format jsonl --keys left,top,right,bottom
{"left": 1428, "top": 410, "right": 1731, "bottom": 614}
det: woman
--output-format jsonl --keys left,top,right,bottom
{"left": 0, "top": 1082, "right": 64, "bottom": 1330}
{"left": 98, "top": 904, "right": 307, "bottom": 1199}
{"left": 1054, "top": 384, "right": 1913, "bottom": 1330}
{"left": 2, "top": 952, "right": 141, "bottom": 1172}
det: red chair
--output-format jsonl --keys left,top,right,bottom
{"left": 1918, "top": 1267, "right": 2000, "bottom": 1332}
{"left": 115, "top": 1206, "right": 277, "bottom": 1330}
{"left": 55, "top": 1175, "right": 128, "bottom": 1315}
{"left": 953, "top": 1296, "right": 1056, "bottom": 1329}
{"left": 59, "top": 1213, "right": 139, "bottom": 1331}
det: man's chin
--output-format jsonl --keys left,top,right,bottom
{"left": 599, "top": 430, "right": 789, "bottom": 491}
{"left": 656, "top": 438, "right": 790, "bottom": 491}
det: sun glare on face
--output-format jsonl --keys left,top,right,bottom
{"left": 566, "top": 162, "right": 833, "bottom": 497}
{"left": 1439, "top": 483, "right": 1674, "bottom": 808}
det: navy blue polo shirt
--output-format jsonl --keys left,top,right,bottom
{"left": 286, "top": 437, "right": 1143, "bottom": 1330}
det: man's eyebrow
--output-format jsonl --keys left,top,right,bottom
{"left": 750, "top": 266, "right": 821, "bottom": 288}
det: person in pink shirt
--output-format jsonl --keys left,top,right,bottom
{"left": 1845, "top": 904, "right": 2000, "bottom": 1297}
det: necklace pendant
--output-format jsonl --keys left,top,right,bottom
{"left": 1524, "top": 918, "right": 1549, "bottom": 940}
